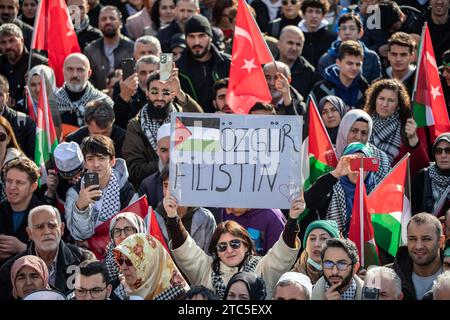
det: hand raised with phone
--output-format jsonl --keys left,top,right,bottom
{"left": 75, "top": 173, "right": 102, "bottom": 211}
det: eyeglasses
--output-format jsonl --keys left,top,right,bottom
{"left": 116, "top": 257, "right": 134, "bottom": 267}
{"left": 111, "top": 226, "right": 136, "bottom": 238}
{"left": 282, "top": 0, "right": 298, "bottom": 5}
{"left": 435, "top": 147, "right": 450, "bottom": 155}
{"left": 149, "top": 88, "right": 172, "bottom": 96}
{"left": 323, "top": 260, "right": 352, "bottom": 271}
{"left": 216, "top": 239, "right": 243, "bottom": 252}
{"left": 75, "top": 287, "right": 107, "bottom": 298}
{"left": 0, "top": 132, "right": 7, "bottom": 142}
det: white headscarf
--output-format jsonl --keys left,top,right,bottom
{"left": 335, "top": 109, "right": 373, "bottom": 158}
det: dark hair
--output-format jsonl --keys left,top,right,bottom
{"left": 212, "top": 77, "right": 229, "bottom": 99}
{"left": 301, "top": 0, "right": 329, "bottom": 15}
{"left": 182, "top": 285, "right": 220, "bottom": 300}
{"left": 160, "top": 165, "right": 169, "bottom": 182}
{"left": 249, "top": 102, "right": 276, "bottom": 115}
{"left": 0, "top": 74, "right": 9, "bottom": 91}
{"left": 208, "top": 221, "right": 255, "bottom": 273}
{"left": 100, "top": 5, "right": 122, "bottom": 20}
{"left": 407, "top": 212, "right": 443, "bottom": 239}
{"left": 78, "top": 260, "right": 110, "bottom": 284}
{"left": 0, "top": 116, "right": 22, "bottom": 151}
{"left": 150, "top": 0, "right": 176, "bottom": 30}
{"left": 321, "top": 238, "right": 359, "bottom": 265}
{"left": 363, "top": 78, "right": 411, "bottom": 128}
{"left": 146, "top": 70, "right": 161, "bottom": 90}
{"left": 338, "top": 13, "right": 362, "bottom": 32}
{"left": 81, "top": 135, "right": 115, "bottom": 159}
{"left": 212, "top": 0, "right": 237, "bottom": 27}
{"left": 4, "top": 157, "right": 39, "bottom": 183}
{"left": 84, "top": 100, "right": 115, "bottom": 128}
{"left": 388, "top": 32, "right": 415, "bottom": 54}
{"left": 442, "top": 49, "right": 450, "bottom": 65}
{"left": 337, "top": 40, "right": 364, "bottom": 60}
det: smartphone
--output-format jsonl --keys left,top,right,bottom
{"left": 84, "top": 172, "right": 100, "bottom": 201}
{"left": 350, "top": 157, "right": 379, "bottom": 172}
{"left": 159, "top": 53, "right": 173, "bottom": 81}
{"left": 362, "top": 287, "right": 379, "bottom": 300}
{"left": 121, "top": 58, "right": 135, "bottom": 79}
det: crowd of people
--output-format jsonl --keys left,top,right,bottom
{"left": 0, "top": 0, "right": 449, "bottom": 301}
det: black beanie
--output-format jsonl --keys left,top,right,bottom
{"left": 184, "top": 15, "right": 213, "bottom": 38}
{"left": 378, "top": 2, "right": 401, "bottom": 31}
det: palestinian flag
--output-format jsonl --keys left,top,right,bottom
{"left": 300, "top": 98, "right": 337, "bottom": 221}
{"left": 34, "top": 71, "right": 58, "bottom": 186}
{"left": 368, "top": 154, "right": 411, "bottom": 258}
{"left": 24, "top": 86, "right": 36, "bottom": 122}
{"left": 175, "top": 116, "right": 221, "bottom": 152}
{"left": 412, "top": 22, "right": 450, "bottom": 139}
{"left": 348, "top": 171, "right": 380, "bottom": 268}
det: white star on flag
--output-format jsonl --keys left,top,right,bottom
{"left": 430, "top": 85, "right": 441, "bottom": 100}
{"left": 241, "top": 58, "right": 257, "bottom": 73}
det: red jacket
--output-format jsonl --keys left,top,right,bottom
{"left": 393, "top": 128, "right": 430, "bottom": 175}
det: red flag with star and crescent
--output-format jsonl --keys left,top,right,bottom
{"left": 226, "top": 0, "right": 273, "bottom": 114}
{"left": 412, "top": 22, "right": 450, "bottom": 140}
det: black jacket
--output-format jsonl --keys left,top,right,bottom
{"left": 268, "top": 16, "right": 302, "bottom": 39}
{"left": 177, "top": 44, "right": 231, "bottom": 113}
{"left": 0, "top": 106, "right": 36, "bottom": 159}
{"left": 76, "top": 23, "right": 103, "bottom": 51}
{"left": 250, "top": 0, "right": 277, "bottom": 34}
{"left": 302, "top": 27, "right": 337, "bottom": 69}
{"left": 0, "top": 195, "right": 43, "bottom": 266}
{"left": 138, "top": 170, "right": 163, "bottom": 210}
{"left": 113, "top": 85, "right": 147, "bottom": 129}
{"left": 65, "top": 125, "right": 127, "bottom": 159}
{"left": 156, "top": 20, "right": 183, "bottom": 53}
{"left": 0, "top": 241, "right": 93, "bottom": 300}
{"left": 285, "top": 55, "right": 322, "bottom": 101}
{"left": 0, "top": 48, "right": 48, "bottom": 104}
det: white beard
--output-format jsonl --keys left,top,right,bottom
{"left": 65, "top": 82, "right": 87, "bottom": 92}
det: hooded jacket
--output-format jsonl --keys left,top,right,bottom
{"left": 299, "top": 20, "right": 337, "bottom": 68}
{"left": 311, "top": 64, "right": 368, "bottom": 109}
{"left": 64, "top": 158, "right": 138, "bottom": 240}
{"left": 318, "top": 40, "right": 382, "bottom": 83}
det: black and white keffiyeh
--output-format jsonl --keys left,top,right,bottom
{"left": 428, "top": 164, "right": 450, "bottom": 214}
{"left": 55, "top": 82, "right": 113, "bottom": 127}
{"left": 370, "top": 144, "right": 392, "bottom": 184}
{"left": 370, "top": 112, "right": 402, "bottom": 164}
{"left": 326, "top": 182, "right": 347, "bottom": 233}
{"left": 0, "top": 180, "right": 6, "bottom": 203}
{"left": 324, "top": 277, "right": 357, "bottom": 300}
{"left": 140, "top": 104, "right": 176, "bottom": 151}
{"left": 212, "top": 255, "right": 261, "bottom": 299}
{"left": 91, "top": 171, "right": 120, "bottom": 226}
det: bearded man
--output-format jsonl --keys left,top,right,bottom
{"left": 123, "top": 69, "right": 203, "bottom": 188}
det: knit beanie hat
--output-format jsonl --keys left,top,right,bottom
{"left": 432, "top": 132, "right": 450, "bottom": 154}
{"left": 303, "top": 220, "right": 340, "bottom": 248}
{"left": 184, "top": 15, "right": 213, "bottom": 38}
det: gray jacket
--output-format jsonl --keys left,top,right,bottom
{"left": 65, "top": 158, "right": 138, "bottom": 240}
{"left": 84, "top": 35, "right": 135, "bottom": 90}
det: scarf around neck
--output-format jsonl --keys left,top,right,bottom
{"left": 370, "top": 112, "right": 402, "bottom": 164}
{"left": 140, "top": 103, "right": 176, "bottom": 150}
{"left": 428, "top": 164, "right": 450, "bottom": 215}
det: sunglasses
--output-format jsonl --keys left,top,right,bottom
{"left": 435, "top": 147, "right": 450, "bottom": 155}
{"left": 282, "top": 0, "right": 298, "bottom": 5}
{"left": 116, "top": 256, "right": 133, "bottom": 267}
{"left": 323, "top": 260, "right": 352, "bottom": 271}
{"left": 216, "top": 239, "right": 243, "bottom": 253}
{"left": 0, "top": 132, "right": 7, "bottom": 142}
{"left": 149, "top": 88, "right": 172, "bottom": 96}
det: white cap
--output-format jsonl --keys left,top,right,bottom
{"left": 53, "top": 141, "right": 83, "bottom": 177}
{"left": 157, "top": 123, "right": 171, "bottom": 142}
{"left": 276, "top": 272, "right": 313, "bottom": 298}
{"left": 23, "top": 289, "right": 67, "bottom": 300}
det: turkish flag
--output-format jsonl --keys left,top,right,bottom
{"left": 31, "top": 0, "right": 81, "bottom": 87}
{"left": 226, "top": 0, "right": 273, "bottom": 114}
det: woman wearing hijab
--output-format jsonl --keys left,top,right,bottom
{"left": 292, "top": 220, "right": 340, "bottom": 284}
{"left": 412, "top": 133, "right": 450, "bottom": 217}
{"left": 305, "top": 142, "right": 376, "bottom": 236}
{"left": 335, "top": 109, "right": 391, "bottom": 185}
{"left": 104, "top": 212, "right": 147, "bottom": 298}
{"left": 364, "top": 79, "right": 429, "bottom": 175}
{"left": 113, "top": 233, "right": 189, "bottom": 300}
{"left": 223, "top": 271, "right": 266, "bottom": 300}
{"left": 10, "top": 255, "right": 50, "bottom": 300}
{"left": 318, "top": 95, "right": 348, "bottom": 145}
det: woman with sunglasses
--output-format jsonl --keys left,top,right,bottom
{"left": 0, "top": 116, "right": 24, "bottom": 203}
{"left": 164, "top": 194, "right": 305, "bottom": 299}
{"left": 268, "top": 0, "right": 302, "bottom": 38}
{"left": 104, "top": 212, "right": 147, "bottom": 299}
{"left": 412, "top": 133, "right": 450, "bottom": 217}
{"left": 113, "top": 233, "right": 189, "bottom": 300}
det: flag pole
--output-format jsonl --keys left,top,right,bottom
{"left": 411, "top": 22, "right": 426, "bottom": 119}
{"left": 359, "top": 164, "right": 364, "bottom": 268}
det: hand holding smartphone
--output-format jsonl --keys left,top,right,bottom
{"left": 84, "top": 172, "right": 100, "bottom": 201}
{"left": 121, "top": 58, "right": 135, "bottom": 79}
{"left": 349, "top": 157, "right": 379, "bottom": 172}
{"left": 159, "top": 53, "right": 173, "bottom": 81}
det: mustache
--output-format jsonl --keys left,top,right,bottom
{"left": 192, "top": 45, "right": 203, "bottom": 50}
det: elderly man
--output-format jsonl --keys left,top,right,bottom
{"left": 0, "top": 23, "right": 47, "bottom": 105}
{"left": 123, "top": 69, "right": 203, "bottom": 187}
{"left": 84, "top": 5, "right": 134, "bottom": 90}
{"left": 432, "top": 271, "right": 450, "bottom": 300}
{"left": 0, "top": 205, "right": 93, "bottom": 300}
{"left": 273, "top": 272, "right": 313, "bottom": 300}
{"left": 362, "top": 266, "right": 404, "bottom": 300}
{"left": 55, "top": 53, "right": 113, "bottom": 128}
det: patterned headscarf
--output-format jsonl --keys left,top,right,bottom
{"left": 11, "top": 255, "right": 50, "bottom": 299}
{"left": 113, "top": 233, "right": 189, "bottom": 300}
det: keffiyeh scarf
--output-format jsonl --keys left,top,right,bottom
{"left": 324, "top": 277, "right": 357, "bottom": 300}
{"left": 140, "top": 104, "right": 176, "bottom": 150}
{"left": 90, "top": 171, "right": 120, "bottom": 226}
{"left": 428, "top": 164, "right": 450, "bottom": 215}
{"left": 370, "top": 112, "right": 402, "bottom": 164}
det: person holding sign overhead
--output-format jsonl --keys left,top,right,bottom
{"left": 164, "top": 192, "right": 305, "bottom": 299}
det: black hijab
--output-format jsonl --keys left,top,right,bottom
{"left": 318, "top": 95, "right": 348, "bottom": 145}
{"left": 223, "top": 271, "right": 266, "bottom": 300}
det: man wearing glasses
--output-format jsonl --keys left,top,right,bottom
{"left": 72, "top": 260, "right": 113, "bottom": 300}
{"left": 312, "top": 238, "right": 364, "bottom": 300}
{"left": 123, "top": 69, "right": 202, "bottom": 188}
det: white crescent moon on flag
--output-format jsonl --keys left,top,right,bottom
{"left": 232, "top": 26, "right": 254, "bottom": 60}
